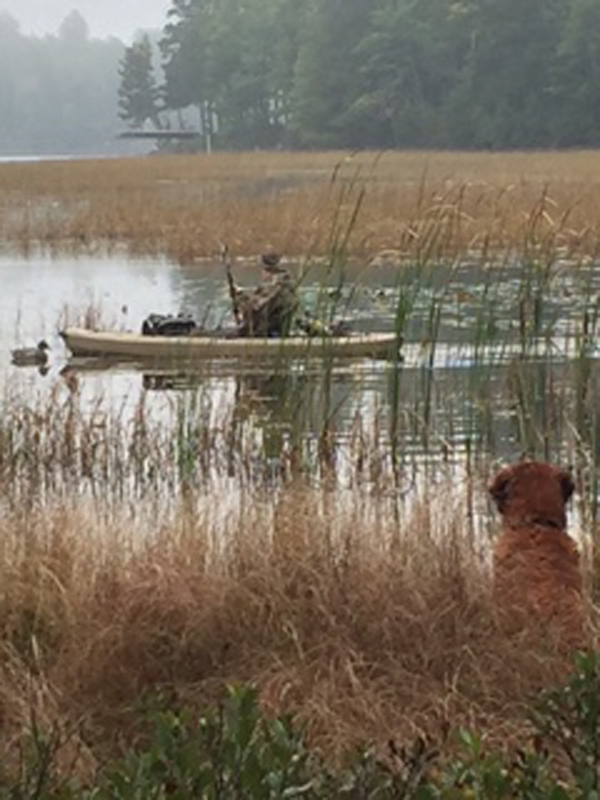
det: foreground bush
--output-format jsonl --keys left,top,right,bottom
{"left": 3, "top": 651, "right": 600, "bottom": 798}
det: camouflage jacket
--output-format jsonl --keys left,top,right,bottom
{"left": 236, "top": 277, "right": 298, "bottom": 337}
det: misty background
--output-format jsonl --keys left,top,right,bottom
{"left": 0, "top": 0, "right": 170, "bottom": 42}
{"left": 0, "top": 0, "right": 599, "bottom": 157}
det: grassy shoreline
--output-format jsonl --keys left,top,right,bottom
{"left": 0, "top": 481, "right": 592, "bottom": 784}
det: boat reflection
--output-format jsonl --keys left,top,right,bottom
{"left": 142, "top": 371, "right": 205, "bottom": 391}
{"left": 61, "top": 356, "right": 338, "bottom": 456}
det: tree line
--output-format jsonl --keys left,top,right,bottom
{"left": 1, "top": 0, "right": 598, "bottom": 156}
{"left": 118, "top": 0, "right": 600, "bottom": 152}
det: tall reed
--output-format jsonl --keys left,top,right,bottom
{"left": 0, "top": 477, "right": 589, "bottom": 781}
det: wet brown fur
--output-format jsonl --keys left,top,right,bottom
{"left": 489, "top": 461, "right": 584, "bottom": 647}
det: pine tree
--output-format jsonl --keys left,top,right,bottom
{"left": 118, "top": 35, "right": 161, "bottom": 128}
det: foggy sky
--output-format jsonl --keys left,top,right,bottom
{"left": 0, "top": 0, "right": 171, "bottom": 42}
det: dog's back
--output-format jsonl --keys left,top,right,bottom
{"left": 489, "top": 461, "right": 584, "bottom": 647}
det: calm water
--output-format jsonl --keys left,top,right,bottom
{"left": 2, "top": 252, "right": 600, "bottom": 486}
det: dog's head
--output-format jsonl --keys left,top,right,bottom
{"left": 489, "top": 461, "right": 574, "bottom": 530}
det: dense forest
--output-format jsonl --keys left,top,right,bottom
{"left": 118, "top": 0, "right": 600, "bottom": 152}
{"left": 2, "top": 0, "right": 600, "bottom": 156}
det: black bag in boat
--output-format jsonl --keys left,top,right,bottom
{"left": 141, "top": 312, "right": 198, "bottom": 337}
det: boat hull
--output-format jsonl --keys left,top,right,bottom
{"left": 60, "top": 328, "right": 401, "bottom": 361}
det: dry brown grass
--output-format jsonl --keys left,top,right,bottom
{"left": 0, "top": 480, "right": 592, "bottom": 777}
{"left": 2, "top": 150, "right": 600, "bottom": 262}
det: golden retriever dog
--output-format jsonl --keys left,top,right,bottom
{"left": 489, "top": 460, "right": 584, "bottom": 647}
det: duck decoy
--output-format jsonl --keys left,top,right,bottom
{"left": 11, "top": 339, "right": 51, "bottom": 366}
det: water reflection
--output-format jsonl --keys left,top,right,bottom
{"left": 142, "top": 371, "right": 205, "bottom": 392}
{"left": 11, "top": 362, "right": 50, "bottom": 377}
{"left": 2, "top": 252, "right": 600, "bottom": 490}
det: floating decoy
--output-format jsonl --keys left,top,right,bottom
{"left": 11, "top": 339, "right": 50, "bottom": 366}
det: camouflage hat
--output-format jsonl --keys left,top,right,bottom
{"left": 260, "top": 252, "right": 288, "bottom": 275}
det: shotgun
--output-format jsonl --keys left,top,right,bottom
{"left": 220, "top": 243, "right": 241, "bottom": 325}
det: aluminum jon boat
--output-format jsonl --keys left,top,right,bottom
{"left": 60, "top": 327, "right": 402, "bottom": 361}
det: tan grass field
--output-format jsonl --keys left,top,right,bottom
{"left": 1, "top": 149, "right": 600, "bottom": 263}
{"left": 0, "top": 482, "right": 595, "bottom": 778}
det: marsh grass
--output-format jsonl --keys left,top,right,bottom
{"left": 0, "top": 369, "right": 414, "bottom": 509}
{"left": 2, "top": 150, "right": 600, "bottom": 261}
{"left": 0, "top": 479, "right": 592, "bottom": 784}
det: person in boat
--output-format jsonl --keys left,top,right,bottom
{"left": 226, "top": 250, "right": 299, "bottom": 338}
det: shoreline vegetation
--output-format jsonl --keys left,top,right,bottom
{"left": 1, "top": 149, "right": 600, "bottom": 793}
{"left": 0, "top": 485, "right": 596, "bottom": 793}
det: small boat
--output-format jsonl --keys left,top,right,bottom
{"left": 60, "top": 327, "right": 401, "bottom": 361}
{"left": 11, "top": 339, "right": 51, "bottom": 366}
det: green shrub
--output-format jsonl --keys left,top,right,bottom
{"left": 533, "top": 650, "right": 600, "bottom": 798}
{"left": 6, "top": 653, "right": 600, "bottom": 797}
{"left": 0, "top": 715, "right": 80, "bottom": 799}
{"left": 431, "top": 728, "right": 569, "bottom": 799}
{"left": 95, "top": 685, "right": 318, "bottom": 799}
{"left": 89, "top": 686, "right": 567, "bottom": 799}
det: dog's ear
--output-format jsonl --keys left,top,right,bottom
{"left": 489, "top": 471, "right": 511, "bottom": 512}
{"left": 559, "top": 469, "right": 574, "bottom": 503}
